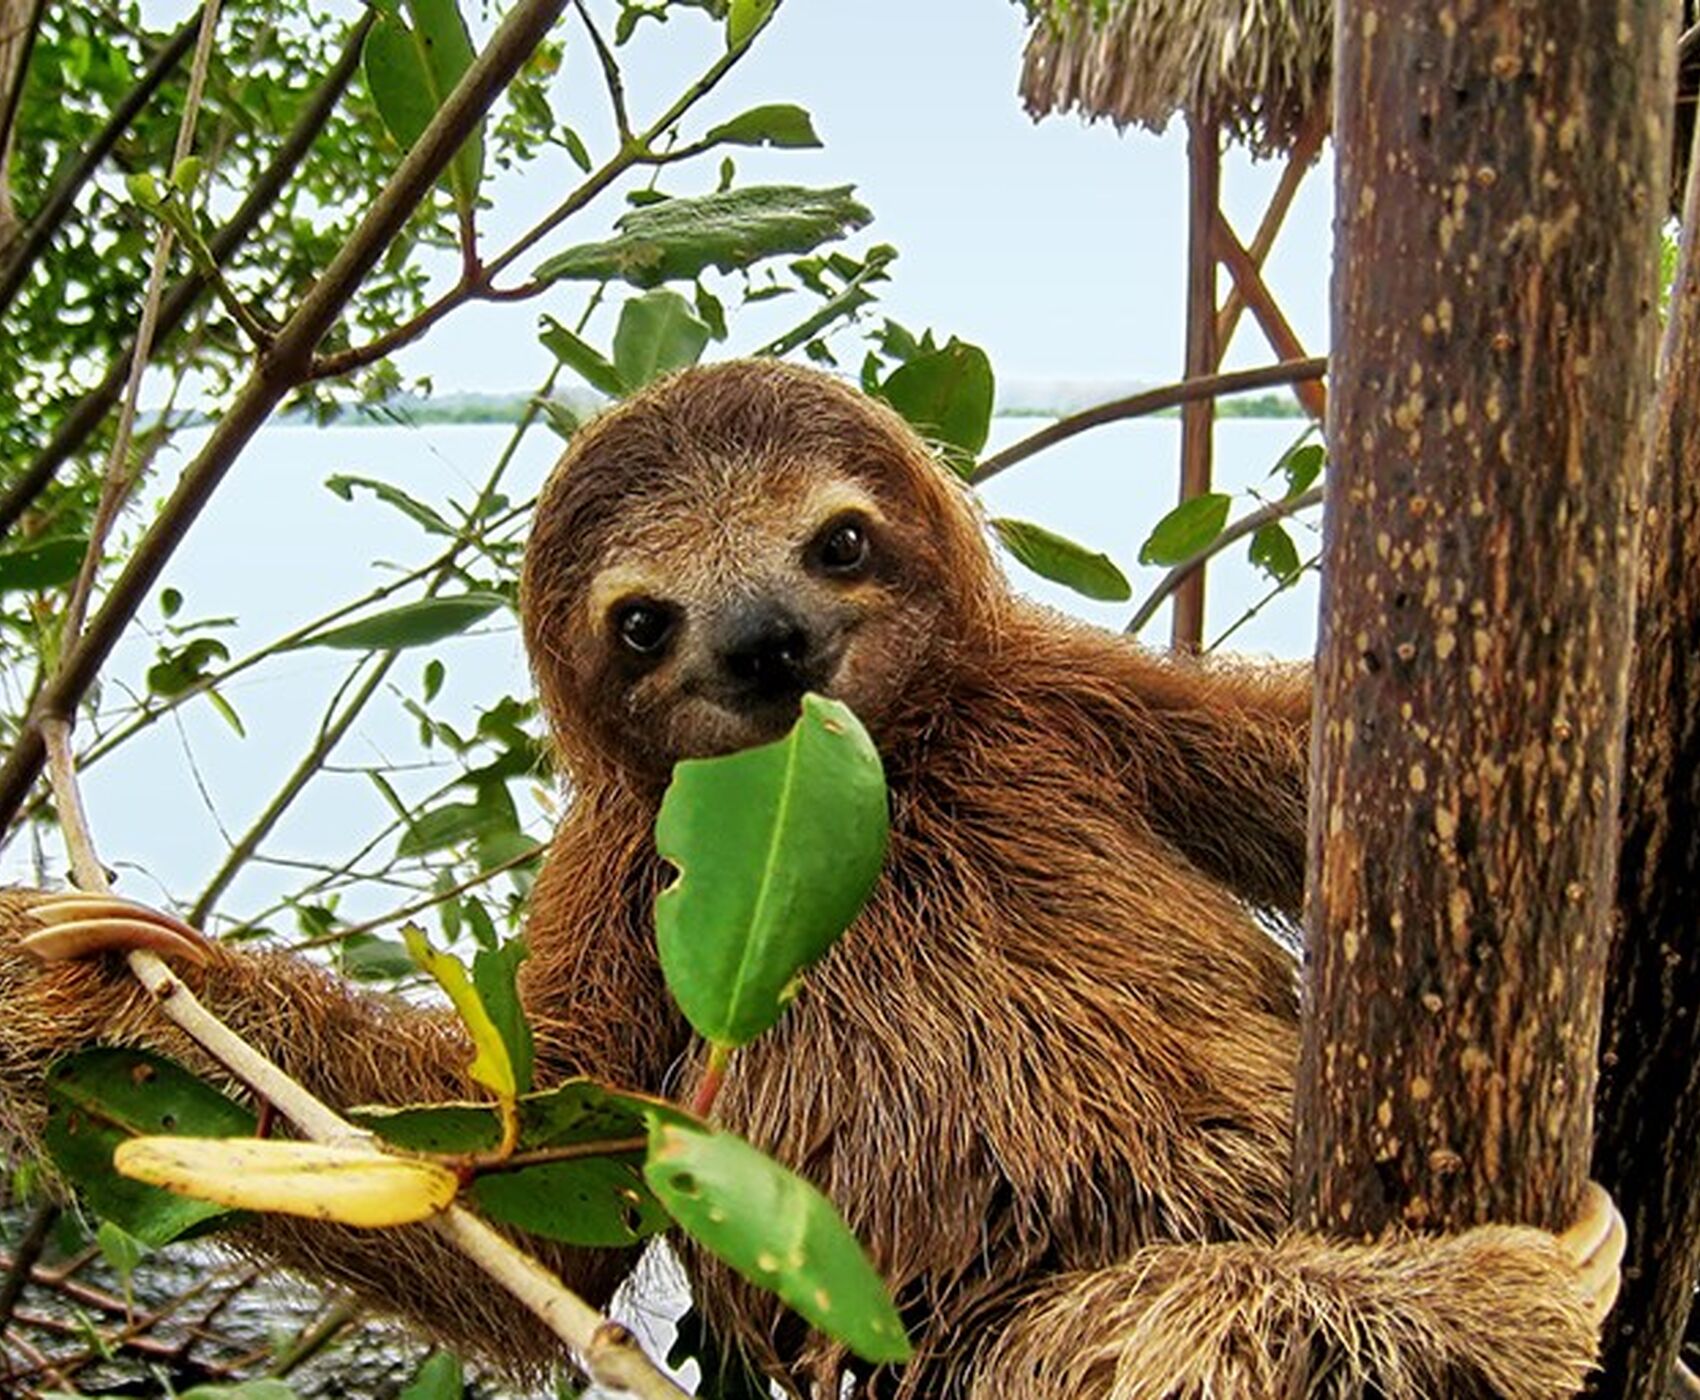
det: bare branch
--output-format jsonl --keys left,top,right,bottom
{"left": 968, "top": 356, "right": 1328, "bottom": 486}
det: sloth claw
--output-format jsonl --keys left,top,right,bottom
{"left": 20, "top": 894, "right": 213, "bottom": 967}
{"left": 1559, "top": 1180, "right": 1627, "bottom": 1324}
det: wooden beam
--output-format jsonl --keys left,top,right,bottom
{"left": 1171, "top": 109, "right": 1220, "bottom": 653}
{"left": 1212, "top": 212, "right": 1327, "bottom": 420}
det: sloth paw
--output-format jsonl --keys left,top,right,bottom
{"left": 20, "top": 893, "right": 213, "bottom": 967}
{"left": 1559, "top": 1180, "right": 1627, "bottom": 1325}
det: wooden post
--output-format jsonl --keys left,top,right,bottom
{"left": 1590, "top": 116, "right": 1700, "bottom": 1400}
{"left": 1170, "top": 109, "right": 1219, "bottom": 653}
{"left": 1212, "top": 212, "right": 1326, "bottom": 420}
{"left": 1294, "top": 0, "right": 1672, "bottom": 1242}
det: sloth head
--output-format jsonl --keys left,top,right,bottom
{"left": 521, "top": 359, "right": 1003, "bottom": 783}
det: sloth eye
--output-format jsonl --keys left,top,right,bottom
{"left": 814, "top": 518, "right": 870, "bottom": 575}
{"left": 614, "top": 602, "right": 675, "bottom": 656}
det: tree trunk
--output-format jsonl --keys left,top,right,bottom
{"left": 1589, "top": 117, "right": 1700, "bottom": 1400}
{"left": 1294, "top": 0, "right": 1672, "bottom": 1245}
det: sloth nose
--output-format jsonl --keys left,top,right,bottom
{"left": 716, "top": 599, "right": 816, "bottom": 704}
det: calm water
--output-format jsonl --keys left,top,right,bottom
{"left": 20, "top": 414, "right": 1321, "bottom": 924}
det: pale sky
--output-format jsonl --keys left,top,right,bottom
{"left": 384, "top": 0, "right": 1335, "bottom": 394}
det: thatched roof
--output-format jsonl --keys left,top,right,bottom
{"left": 1018, "top": 0, "right": 1332, "bottom": 158}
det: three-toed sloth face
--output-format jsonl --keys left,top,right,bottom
{"left": 521, "top": 360, "right": 1000, "bottom": 780}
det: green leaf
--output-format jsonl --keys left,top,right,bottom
{"left": 534, "top": 397, "right": 580, "bottom": 440}
{"left": 147, "top": 637, "right": 229, "bottom": 697}
{"left": 176, "top": 1384, "right": 302, "bottom": 1400}
{"left": 991, "top": 519, "right": 1132, "bottom": 602}
{"left": 612, "top": 290, "right": 711, "bottom": 390}
{"left": 1275, "top": 441, "right": 1326, "bottom": 498}
{"left": 338, "top": 933, "right": 418, "bottom": 981}
{"left": 97, "top": 1219, "right": 149, "bottom": 1294}
{"left": 561, "top": 124, "right": 592, "bottom": 173}
{"left": 326, "top": 474, "right": 455, "bottom": 536}
{"left": 403, "top": 925, "right": 516, "bottom": 1099}
{"left": 876, "top": 340, "right": 994, "bottom": 459}
{"left": 473, "top": 938, "right": 534, "bottom": 1095}
{"left": 298, "top": 594, "right": 506, "bottom": 652}
{"left": 1138, "top": 493, "right": 1232, "bottom": 566}
{"left": 695, "top": 281, "right": 728, "bottom": 340}
{"left": 1249, "top": 522, "right": 1303, "bottom": 584}
{"left": 396, "top": 799, "right": 511, "bottom": 857}
{"left": 655, "top": 694, "right": 888, "bottom": 1048}
{"left": 539, "top": 315, "right": 628, "bottom": 398}
{"left": 532, "top": 185, "right": 872, "bottom": 290}
{"left": 44, "top": 1048, "right": 255, "bottom": 1246}
{"left": 399, "top": 1352, "right": 463, "bottom": 1400}
{"left": 352, "top": 1080, "right": 689, "bottom": 1247}
{"left": 726, "top": 0, "right": 776, "bottom": 48}
{"left": 0, "top": 536, "right": 88, "bottom": 592}
{"left": 703, "top": 104, "right": 821, "bottom": 150}
{"left": 423, "top": 657, "right": 446, "bottom": 701}
{"left": 646, "top": 1120, "right": 910, "bottom": 1363}
{"left": 362, "top": 0, "right": 483, "bottom": 217}
{"left": 160, "top": 586, "right": 183, "bottom": 618}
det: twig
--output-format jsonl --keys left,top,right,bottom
{"left": 60, "top": 0, "right": 224, "bottom": 650}
{"left": 1124, "top": 485, "right": 1324, "bottom": 637}
{"left": 1207, "top": 551, "right": 1320, "bottom": 653}
{"left": 0, "top": 7, "right": 203, "bottom": 318}
{"left": 294, "top": 839, "right": 548, "bottom": 950}
{"left": 0, "top": 9, "right": 373, "bottom": 541}
{"left": 0, "top": 1199, "right": 58, "bottom": 1338}
{"left": 574, "top": 0, "right": 631, "bottom": 144}
{"left": 0, "top": 0, "right": 45, "bottom": 190}
{"left": 37, "top": 720, "right": 690, "bottom": 1399}
{"left": 968, "top": 356, "right": 1329, "bottom": 485}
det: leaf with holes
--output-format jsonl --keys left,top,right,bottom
{"left": 654, "top": 695, "right": 887, "bottom": 1048}
{"left": 991, "top": 519, "right": 1131, "bottom": 602}
{"left": 646, "top": 1120, "right": 911, "bottom": 1363}
{"left": 1249, "top": 521, "right": 1303, "bottom": 584}
{"left": 532, "top": 185, "right": 871, "bottom": 290}
{"left": 44, "top": 1048, "right": 255, "bottom": 1245}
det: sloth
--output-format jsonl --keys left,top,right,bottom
{"left": 0, "top": 360, "right": 1619, "bottom": 1399}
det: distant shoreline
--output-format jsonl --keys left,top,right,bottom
{"left": 276, "top": 386, "right": 1307, "bottom": 428}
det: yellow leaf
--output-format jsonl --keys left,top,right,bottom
{"left": 113, "top": 1137, "right": 459, "bottom": 1228}
{"left": 401, "top": 923, "right": 516, "bottom": 1100}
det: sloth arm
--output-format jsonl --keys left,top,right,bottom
{"left": 1007, "top": 611, "right": 1312, "bottom": 919}
{"left": 0, "top": 884, "right": 664, "bottom": 1375}
{"left": 971, "top": 1217, "right": 1612, "bottom": 1400}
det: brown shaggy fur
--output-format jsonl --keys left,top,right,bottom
{"left": 0, "top": 361, "right": 1597, "bottom": 1397}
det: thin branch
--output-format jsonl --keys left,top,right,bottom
{"left": 0, "top": 1199, "right": 57, "bottom": 1338}
{"left": 1681, "top": 22, "right": 1700, "bottom": 65}
{"left": 573, "top": 0, "right": 631, "bottom": 144}
{"left": 0, "top": 0, "right": 573, "bottom": 829}
{"left": 1124, "top": 485, "right": 1324, "bottom": 637}
{"left": 1206, "top": 550, "right": 1320, "bottom": 653}
{"left": 295, "top": 838, "right": 548, "bottom": 950}
{"left": 0, "top": 0, "right": 45, "bottom": 187}
{"left": 61, "top": 0, "right": 225, "bottom": 651}
{"left": 969, "top": 356, "right": 1329, "bottom": 486}
{"left": 0, "top": 6, "right": 203, "bottom": 319}
{"left": 188, "top": 652, "right": 395, "bottom": 925}
{"left": 0, "top": 9, "right": 373, "bottom": 540}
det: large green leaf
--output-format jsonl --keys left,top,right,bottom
{"left": 532, "top": 185, "right": 872, "bottom": 290}
{"left": 612, "top": 289, "right": 711, "bottom": 390}
{"left": 646, "top": 1120, "right": 911, "bottom": 1364}
{"left": 876, "top": 340, "right": 994, "bottom": 460}
{"left": 351, "top": 1080, "right": 691, "bottom": 1247}
{"left": 703, "top": 104, "right": 821, "bottom": 149}
{"left": 297, "top": 593, "right": 506, "bottom": 651}
{"left": 654, "top": 694, "right": 887, "bottom": 1047}
{"left": 991, "top": 519, "right": 1131, "bottom": 602}
{"left": 0, "top": 535, "right": 88, "bottom": 592}
{"left": 362, "top": 0, "right": 483, "bottom": 217}
{"left": 44, "top": 1048, "right": 255, "bottom": 1246}
{"left": 1139, "top": 493, "right": 1232, "bottom": 566}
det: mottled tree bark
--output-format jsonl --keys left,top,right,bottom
{"left": 1294, "top": 0, "right": 1671, "bottom": 1247}
{"left": 1589, "top": 116, "right": 1700, "bottom": 1400}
